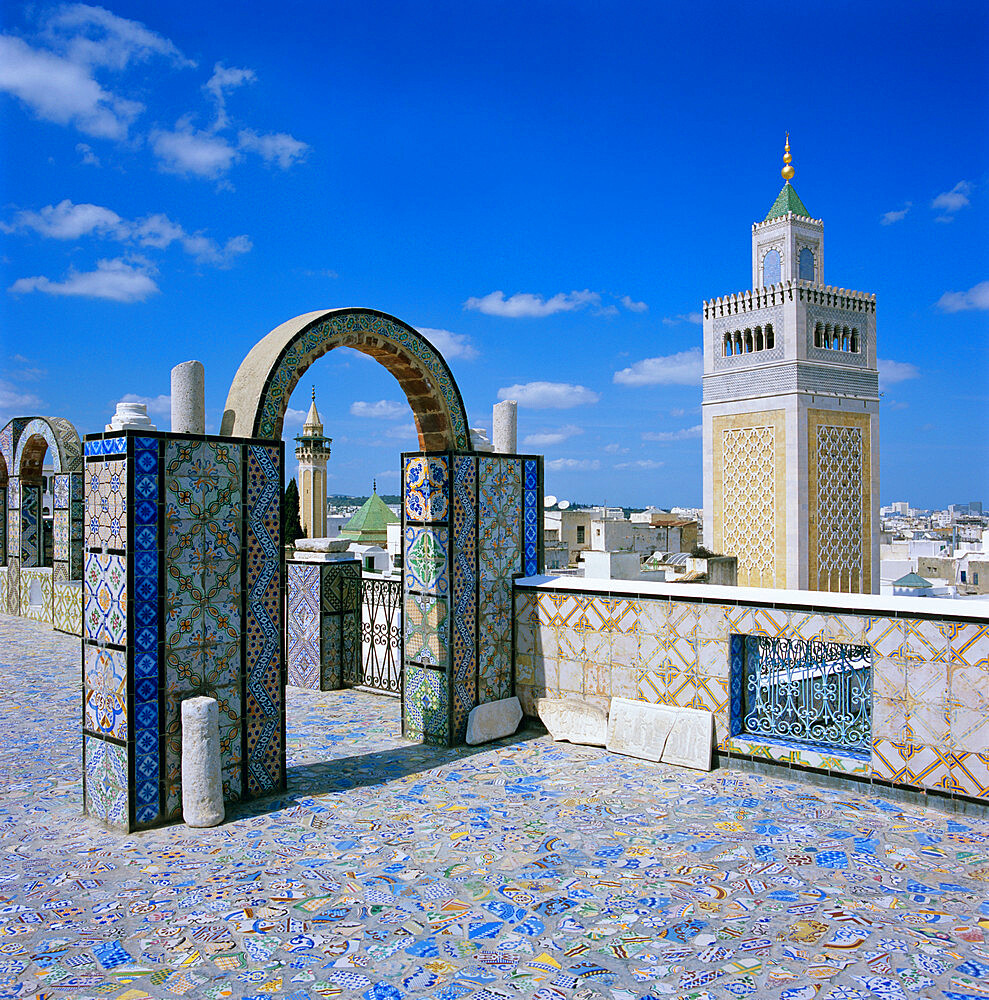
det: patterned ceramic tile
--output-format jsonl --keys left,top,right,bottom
{"left": 84, "top": 735, "right": 128, "bottom": 829}
{"left": 86, "top": 459, "right": 127, "bottom": 549}
{"left": 404, "top": 455, "right": 449, "bottom": 522}
{"left": 245, "top": 443, "right": 283, "bottom": 797}
{"left": 452, "top": 455, "right": 477, "bottom": 743}
{"left": 404, "top": 664, "right": 448, "bottom": 743}
{"left": 405, "top": 593, "right": 448, "bottom": 667}
{"left": 404, "top": 525, "right": 449, "bottom": 596}
{"left": 19, "top": 567, "right": 53, "bottom": 623}
{"left": 83, "top": 552, "right": 127, "bottom": 645}
{"left": 84, "top": 645, "right": 127, "bottom": 739}
{"left": 0, "top": 568, "right": 7, "bottom": 617}
{"left": 19, "top": 482, "right": 40, "bottom": 565}
{"left": 287, "top": 562, "right": 321, "bottom": 689}
{"left": 523, "top": 458, "right": 539, "bottom": 576}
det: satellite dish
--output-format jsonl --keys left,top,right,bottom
{"left": 558, "top": 499, "right": 571, "bottom": 510}
{"left": 544, "top": 494, "right": 558, "bottom": 508}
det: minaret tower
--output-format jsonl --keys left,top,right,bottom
{"left": 701, "top": 138, "right": 880, "bottom": 593}
{"left": 294, "top": 387, "right": 332, "bottom": 538}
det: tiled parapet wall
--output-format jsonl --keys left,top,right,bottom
{"left": 53, "top": 580, "right": 82, "bottom": 635}
{"left": 286, "top": 559, "right": 360, "bottom": 690}
{"left": 19, "top": 567, "right": 53, "bottom": 623}
{"left": 82, "top": 430, "right": 285, "bottom": 831}
{"left": 513, "top": 575, "right": 989, "bottom": 805}
{"left": 402, "top": 451, "right": 542, "bottom": 747}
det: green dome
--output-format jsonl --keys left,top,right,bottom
{"left": 763, "top": 181, "right": 812, "bottom": 222}
{"left": 340, "top": 491, "right": 399, "bottom": 545}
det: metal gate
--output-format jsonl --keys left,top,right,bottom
{"left": 359, "top": 575, "right": 402, "bottom": 695}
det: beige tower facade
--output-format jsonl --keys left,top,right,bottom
{"left": 295, "top": 390, "right": 332, "bottom": 538}
{"left": 702, "top": 143, "right": 880, "bottom": 593}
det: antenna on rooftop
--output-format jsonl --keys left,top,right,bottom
{"left": 544, "top": 494, "right": 558, "bottom": 508}
{"left": 558, "top": 499, "right": 571, "bottom": 510}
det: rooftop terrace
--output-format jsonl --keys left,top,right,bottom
{"left": 3, "top": 613, "right": 989, "bottom": 998}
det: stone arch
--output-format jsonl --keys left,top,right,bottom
{"left": 222, "top": 308, "right": 472, "bottom": 450}
{"left": 12, "top": 417, "right": 82, "bottom": 480}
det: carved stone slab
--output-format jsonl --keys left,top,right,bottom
{"left": 606, "top": 697, "right": 713, "bottom": 770}
{"left": 466, "top": 696, "right": 523, "bottom": 745}
{"left": 537, "top": 697, "right": 608, "bottom": 746}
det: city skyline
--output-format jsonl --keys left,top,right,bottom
{"left": 1, "top": 0, "right": 986, "bottom": 508}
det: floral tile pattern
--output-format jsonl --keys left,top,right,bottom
{"left": 451, "top": 455, "right": 477, "bottom": 744}
{"left": 287, "top": 562, "right": 321, "bottom": 689}
{"left": 404, "top": 455, "right": 449, "bottom": 522}
{"left": 83, "top": 734, "right": 128, "bottom": 829}
{"left": 83, "top": 552, "right": 127, "bottom": 645}
{"left": 403, "top": 663, "right": 448, "bottom": 744}
{"left": 83, "top": 644, "right": 127, "bottom": 740}
{"left": 18, "top": 567, "right": 53, "bottom": 623}
{"left": 404, "top": 525, "right": 449, "bottom": 596}
{"left": 86, "top": 458, "right": 127, "bottom": 549}
{"left": 404, "top": 593, "right": 448, "bottom": 667}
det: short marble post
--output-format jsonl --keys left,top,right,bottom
{"left": 171, "top": 361, "right": 205, "bottom": 435}
{"left": 181, "top": 697, "right": 224, "bottom": 827}
{"left": 492, "top": 400, "right": 517, "bottom": 454}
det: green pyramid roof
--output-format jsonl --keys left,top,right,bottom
{"left": 340, "top": 492, "right": 399, "bottom": 544}
{"left": 892, "top": 572, "right": 932, "bottom": 589}
{"left": 763, "top": 181, "right": 812, "bottom": 222}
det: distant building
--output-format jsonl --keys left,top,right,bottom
{"left": 340, "top": 484, "right": 399, "bottom": 546}
{"left": 294, "top": 389, "right": 332, "bottom": 538}
{"left": 702, "top": 138, "right": 879, "bottom": 593}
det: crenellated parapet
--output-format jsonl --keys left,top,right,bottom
{"left": 703, "top": 280, "right": 877, "bottom": 319}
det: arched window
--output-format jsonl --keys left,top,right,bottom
{"left": 814, "top": 322, "right": 823, "bottom": 348}
{"left": 724, "top": 333, "right": 732, "bottom": 356}
{"left": 744, "top": 328, "right": 753, "bottom": 353}
{"left": 765, "top": 323, "right": 774, "bottom": 349}
{"left": 754, "top": 326, "right": 763, "bottom": 351}
{"left": 851, "top": 328, "right": 859, "bottom": 352}
{"left": 763, "top": 248, "right": 781, "bottom": 285}
{"left": 799, "top": 247, "right": 815, "bottom": 281}
{"left": 734, "top": 331, "right": 743, "bottom": 355}
{"left": 825, "top": 323, "right": 833, "bottom": 348}
{"left": 842, "top": 326, "right": 850, "bottom": 351}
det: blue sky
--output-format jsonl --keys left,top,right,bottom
{"left": 1, "top": 0, "right": 986, "bottom": 509}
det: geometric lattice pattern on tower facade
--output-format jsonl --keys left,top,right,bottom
{"left": 721, "top": 425, "right": 776, "bottom": 588}
{"left": 814, "top": 424, "right": 863, "bottom": 593}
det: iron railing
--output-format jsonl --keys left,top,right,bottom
{"left": 741, "top": 635, "right": 872, "bottom": 754}
{"left": 360, "top": 575, "right": 402, "bottom": 695}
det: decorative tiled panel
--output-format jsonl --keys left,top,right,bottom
{"left": 0, "top": 486, "right": 6, "bottom": 563}
{"left": 245, "top": 443, "right": 283, "bottom": 798}
{"left": 404, "top": 665, "right": 448, "bottom": 745}
{"left": 53, "top": 508, "right": 69, "bottom": 561}
{"left": 451, "top": 455, "right": 477, "bottom": 744}
{"left": 405, "top": 593, "right": 448, "bottom": 667}
{"left": 84, "top": 435, "right": 126, "bottom": 458}
{"left": 132, "top": 436, "right": 160, "bottom": 825}
{"left": 0, "top": 567, "right": 6, "bottom": 616}
{"left": 20, "top": 482, "right": 40, "bottom": 566}
{"left": 6, "top": 559, "right": 19, "bottom": 616}
{"left": 404, "top": 456, "right": 449, "bottom": 522}
{"left": 523, "top": 459, "right": 539, "bottom": 577}
{"left": 19, "top": 567, "right": 53, "bottom": 623}
{"left": 84, "top": 552, "right": 127, "bottom": 646}
{"left": 8, "top": 476, "right": 20, "bottom": 510}
{"left": 404, "top": 525, "right": 449, "bottom": 596}
{"left": 53, "top": 473, "right": 69, "bottom": 509}
{"left": 287, "top": 563, "right": 321, "bottom": 689}
{"left": 84, "top": 645, "right": 127, "bottom": 740}
{"left": 87, "top": 459, "right": 127, "bottom": 549}
{"left": 53, "top": 580, "right": 82, "bottom": 635}
{"left": 83, "top": 735, "right": 128, "bottom": 829}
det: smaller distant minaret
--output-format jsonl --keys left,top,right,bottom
{"left": 294, "top": 387, "right": 332, "bottom": 538}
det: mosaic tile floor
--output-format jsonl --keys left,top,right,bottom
{"left": 3, "top": 615, "right": 989, "bottom": 1000}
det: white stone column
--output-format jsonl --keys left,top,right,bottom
{"left": 493, "top": 399, "right": 518, "bottom": 454}
{"left": 171, "top": 361, "right": 206, "bottom": 435}
{"left": 181, "top": 696, "right": 224, "bottom": 827}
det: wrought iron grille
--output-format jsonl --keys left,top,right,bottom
{"left": 740, "top": 635, "right": 872, "bottom": 754}
{"left": 360, "top": 576, "right": 402, "bottom": 695}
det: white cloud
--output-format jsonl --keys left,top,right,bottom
{"left": 0, "top": 33, "right": 142, "bottom": 140}
{"left": 9, "top": 256, "right": 158, "bottom": 303}
{"left": 670, "top": 407, "right": 686, "bottom": 417}
{"left": 880, "top": 203, "right": 911, "bottom": 225}
{"left": 464, "top": 289, "right": 600, "bottom": 318}
{"left": 620, "top": 295, "right": 648, "bottom": 313}
{"left": 4, "top": 199, "right": 251, "bottom": 269}
{"left": 350, "top": 400, "right": 406, "bottom": 419}
{"left": 662, "top": 312, "right": 703, "bottom": 326}
{"left": 878, "top": 359, "right": 920, "bottom": 387}
{"left": 2, "top": 199, "right": 124, "bottom": 240}
{"left": 521, "top": 424, "right": 583, "bottom": 448}
{"left": 238, "top": 129, "right": 309, "bottom": 169}
{"left": 546, "top": 458, "right": 600, "bottom": 472}
{"left": 642, "top": 424, "right": 702, "bottom": 443}
{"left": 614, "top": 347, "right": 703, "bottom": 386}
{"left": 498, "top": 381, "right": 600, "bottom": 409}
{"left": 45, "top": 3, "right": 195, "bottom": 71}
{"left": 385, "top": 422, "right": 418, "bottom": 440}
{"left": 376, "top": 469, "right": 400, "bottom": 480}
{"left": 417, "top": 327, "right": 479, "bottom": 361}
{"left": 205, "top": 63, "right": 255, "bottom": 129}
{"left": 282, "top": 406, "right": 307, "bottom": 427}
{"left": 615, "top": 459, "right": 665, "bottom": 470}
{"left": 932, "top": 180, "right": 972, "bottom": 217}
{"left": 115, "top": 392, "right": 171, "bottom": 417}
{"left": 936, "top": 280, "right": 989, "bottom": 313}
{"left": 0, "top": 378, "right": 43, "bottom": 413}
{"left": 151, "top": 121, "right": 238, "bottom": 178}
{"left": 603, "top": 443, "right": 628, "bottom": 454}
{"left": 76, "top": 142, "right": 100, "bottom": 165}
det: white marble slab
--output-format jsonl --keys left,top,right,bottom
{"left": 466, "top": 696, "right": 523, "bottom": 745}
{"left": 606, "top": 697, "right": 713, "bottom": 770}
{"left": 537, "top": 697, "right": 608, "bottom": 746}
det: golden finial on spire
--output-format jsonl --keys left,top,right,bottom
{"left": 781, "top": 132, "right": 794, "bottom": 181}
{"left": 311, "top": 385, "right": 316, "bottom": 402}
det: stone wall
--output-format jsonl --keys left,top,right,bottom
{"left": 514, "top": 575, "right": 989, "bottom": 802}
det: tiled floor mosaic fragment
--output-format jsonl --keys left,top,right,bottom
{"left": 3, "top": 613, "right": 989, "bottom": 999}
